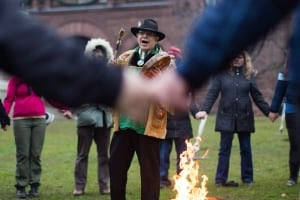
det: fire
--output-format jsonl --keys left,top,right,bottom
{"left": 172, "top": 139, "right": 209, "bottom": 200}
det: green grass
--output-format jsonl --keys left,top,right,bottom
{"left": 0, "top": 116, "right": 299, "bottom": 200}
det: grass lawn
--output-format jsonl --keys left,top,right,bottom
{"left": 0, "top": 116, "right": 299, "bottom": 200}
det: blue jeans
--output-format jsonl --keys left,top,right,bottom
{"left": 160, "top": 138, "right": 187, "bottom": 183}
{"left": 215, "top": 132, "right": 253, "bottom": 184}
{"left": 286, "top": 113, "right": 300, "bottom": 182}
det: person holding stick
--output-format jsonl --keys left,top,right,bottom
{"left": 109, "top": 19, "right": 173, "bottom": 200}
{"left": 159, "top": 46, "right": 201, "bottom": 188}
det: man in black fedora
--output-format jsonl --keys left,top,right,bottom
{"left": 109, "top": 19, "right": 171, "bottom": 200}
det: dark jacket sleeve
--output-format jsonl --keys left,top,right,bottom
{"left": 45, "top": 99, "right": 70, "bottom": 111}
{"left": 201, "top": 76, "right": 221, "bottom": 113}
{"left": 0, "top": 100, "right": 10, "bottom": 128}
{"left": 189, "top": 94, "right": 200, "bottom": 118}
{"left": 176, "top": 0, "right": 298, "bottom": 89}
{"left": 190, "top": 105, "right": 199, "bottom": 118}
{"left": 249, "top": 75, "right": 270, "bottom": 116}
{"left": 0, "top": 1, "right": 122, "bottom": 108}
{"left": 270, "top": 73, "right": 287, "bottom": 113}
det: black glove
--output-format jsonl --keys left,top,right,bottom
{"left": 0, "top": 100, "right": 10, "bottom": 129}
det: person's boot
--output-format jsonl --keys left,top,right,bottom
{"left": 100, "top": 188, "right": 110, "bottom": 195}
{"left": 16, "top": 186, "right": 26, "bottom": 199}
{"left": 28, "top": 185, "right": 39, "bottom": 198}
{"left": 73, "top": 189, "right": 84, "bottom": 196}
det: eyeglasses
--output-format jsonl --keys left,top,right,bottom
{"left": 137, "top": 30, "right": 156, "bottom": 37}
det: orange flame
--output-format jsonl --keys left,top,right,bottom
{"left": 172, "top": 139, "right": 208, "bottom": 200}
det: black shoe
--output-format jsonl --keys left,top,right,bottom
{"left": 216, "top": 180, "right": 239, "bottom": 187}
{"left": 286, "top": 179, "right": 297, "bottom": 186}
{"left": 215, "top": 182, "right": 223, "bottom": 187}
{"left": 160, "top": 180, "right": 171, "bottom": 188}
{"left": 16, "top": 187, "right": 26, "bottom": 199}
{"left": 243, "top": 181, "right": 253, "bottom": 187}
{"left": 28, "top": 186, "right": 39, "bottom": 198}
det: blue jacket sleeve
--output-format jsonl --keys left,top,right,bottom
{"left": 177, "top": 0, "right": 298, "bottom": 89}
{"left": 270, "top": 73, "right": 288, "bottom": 113}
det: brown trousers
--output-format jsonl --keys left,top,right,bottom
{"left": 109, "top": 129, "right": 160, "bottom": 200}
{"left": 74, "top": 126, "right": 111, "bottom": 191}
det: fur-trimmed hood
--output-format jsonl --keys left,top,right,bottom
{"left": 84, "top": 38, "right": 114, "bottom": 62}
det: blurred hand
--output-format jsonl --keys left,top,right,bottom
{"left": 147, "top": 70, "right": 190, "bottom": 111}
{"left": 116, "top": 69, "right": 191, "bottom": 122}
{"left": 63, "top": 110, "right": 73, "bottom": 119}
{"left": 268, "top": 112, "right": 278, "bottom": 122}
{"left": 115, "top": 70, "right": 151, "bottom": 122}
{"left": 195, "top": 111, "right": 207, "bottom": 120}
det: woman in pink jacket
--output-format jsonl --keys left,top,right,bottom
{"left": 4, "top": 76, "right": 47, "bottom": 198}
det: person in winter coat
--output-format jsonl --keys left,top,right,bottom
{"left": 196, "top": 52, "right": 270, "bottom": 187}
{"left": 160, "top": 104, "right": 200, "bottom": 188}
{"left": 3, "top": 76, "right": 68, "bottom": 198}
{"left": 159, "top": 46, "right": 200, "bottom": 188}
{"left": 72, "top": 38, "right": 114, "bottom": 196}
{"left": 269, "top": 61, "right": 300, "bottom": 187}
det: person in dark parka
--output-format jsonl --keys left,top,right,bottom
{"left": 160, "top": 105, "right": 200, "bottom": 188}
{"left": 197, "top": 52, "right": 270, "bottom": 187}
{"left": 159, "top": 46, "right": 201, "bottom": 188}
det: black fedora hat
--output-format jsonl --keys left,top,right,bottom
{"left": 131, "top": 19, "right": 165, "bottom": 41}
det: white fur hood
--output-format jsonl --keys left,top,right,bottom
{"left": 84, "top": 38, "right": 114, "bottom": 62}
